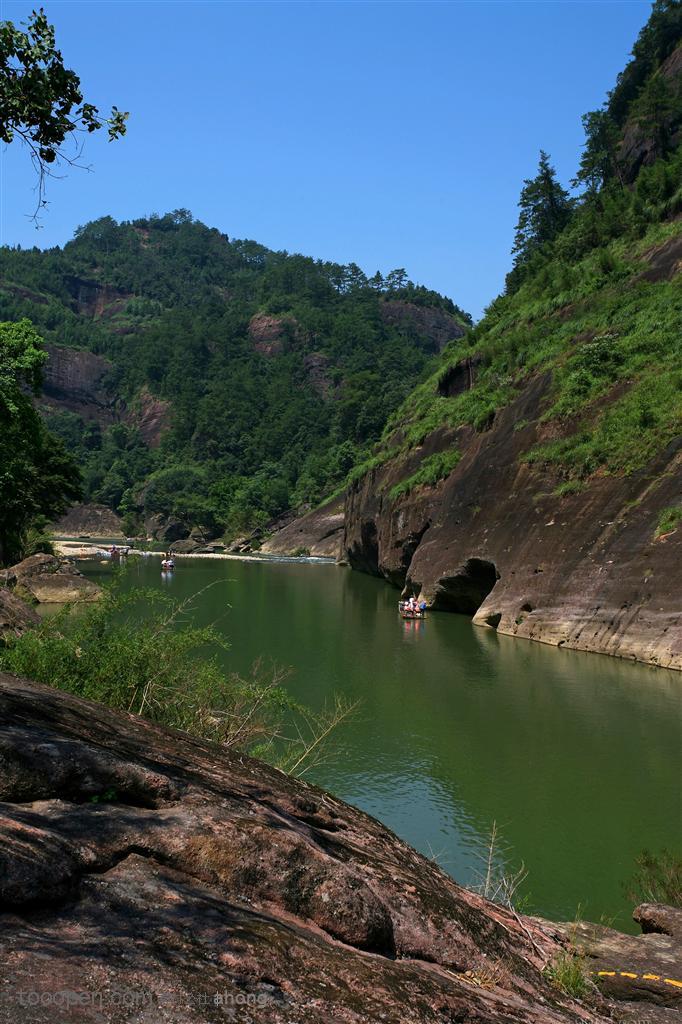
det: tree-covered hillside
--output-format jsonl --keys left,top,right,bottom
{"left": 357, "top": 1, "right": 681, "bottom": 499}
{"left": 0, "top": 216, "right": 469, "bottom": 538}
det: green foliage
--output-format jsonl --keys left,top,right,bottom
{"left": 544, "top": 951, "right": 593, "bottom": 999}
{"left": 508, "top": 150, "right": 574, "bottom": 292}
{"left": 0, "top": 319, "right": 81, "bottom": 565}
{"left": 606, "top": 0, "right": 682, "bottom": 129}
{"left": 0, "top": 214, "right": 469, "bottom": 537}
{"left": 0, "top": 9, "right": 128, "bottom": 216}
{"left": 655, "top": 505, "right": 682, "bottom": 536}
{"left": 631, "top": 70, "right": 682, "bottom": 160}
{"left": 388, "top": 449, "right": 461, "bottom": 500}
{"left": 363, "top": 161, "right": 681, "bottom": 491}
{"left": 0, "top": 577, "right": 354, "bottom": 773}
{"left": 624, "top": 848, "right": 682, "bottom": 908}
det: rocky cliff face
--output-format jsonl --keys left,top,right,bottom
{"left": 41, "top": 344, "right": 117, "bottom": 424}
{"left": 0, "top": 674, "right": 631, "bottom": 1023}
{"left": 261, "top": 496, "right": 345, "bottom": 557}
{"left": 379, "top": 299, "right": 466, "bottom": 352}
{"left": 52, "top": 503, "right": 124, "bottom": 538}
{"left": 342, "top": 370, "right": 682, "bottom": 670}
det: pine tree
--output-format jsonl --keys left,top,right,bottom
{"left": 574, "top": 109, "right": 624, "bottom": 192}
{"left": 508, "top": 151, "right": 573, "bottom": 291}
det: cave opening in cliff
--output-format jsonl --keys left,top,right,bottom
{"left": 435, "top": 558, "right": 499, "bottom": 616}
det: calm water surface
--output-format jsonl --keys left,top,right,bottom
{"left": 83, "top": 555, "right": 682, "bottom": 930}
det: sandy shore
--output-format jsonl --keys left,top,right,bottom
{"left": 54, "top": 540, "right": 334, "bottom": 565}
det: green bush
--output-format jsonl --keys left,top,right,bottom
{"left": 624, "top": 849, "right": 682, "bottom": 908}
{"left": 0, "top": 576, "right": 355, "bottom": 775}
{"left": 655, "top": 506, "right": 682, "bottom": 537}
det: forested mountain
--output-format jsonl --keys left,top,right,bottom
{"left": 0, "top": 217, "right": 469, "bottom": 537}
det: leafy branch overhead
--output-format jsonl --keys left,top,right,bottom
{"left": 0, "top": 7, "right": 128, "bottom": 218}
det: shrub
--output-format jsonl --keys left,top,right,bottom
{"left": 544, "top": 951, "right": 593, "bottom": 999}
{"left": 624, "top": 849, "right": 682, "bottom": 908}
{"left": 0, "top": 576, "right": 356, "bottom": 776}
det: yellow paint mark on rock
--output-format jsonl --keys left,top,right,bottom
{"left": 593, "top": 968, "right": 682, "bottom": 990}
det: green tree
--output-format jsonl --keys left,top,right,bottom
{"left": 0, "top": 319, "right": 82, "bottom": 565}
{"left": 574, "top": 108, "right": 624, "bottom": 191}
{"left": 508, "top": 151, "right": 573, "bottom": 290}
{"left": 631, "top": 71, "right": 682, "bottom": 159}
{"left": 0, "top": 7, "right": 128, "bottom": 217}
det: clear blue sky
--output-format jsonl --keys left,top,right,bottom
{"left": 0, "top": 0, "right": 651, "bottom": 318}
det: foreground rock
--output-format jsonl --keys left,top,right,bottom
{"left": 0, "top": 674, "right": 611, "bottom": 1024}
{"left": 549, "top": 904, "right": 682, "bottom": 1016}
{"left": 4, "top": 553, "right": 102, "bottom": 604}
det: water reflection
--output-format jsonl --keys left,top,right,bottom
{"left": 83, "top": 555, "right": 682, "bottom": 929}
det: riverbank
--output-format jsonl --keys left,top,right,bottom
{"left": 54, "top": 539, "right": 335, "bottom": 565}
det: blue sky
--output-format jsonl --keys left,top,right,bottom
{"left": 1, "top": 0, "right": 651, "bottom": 318}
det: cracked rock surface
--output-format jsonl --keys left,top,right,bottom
{"left": 0, "top": 673, "right": 621, "bottom": 1022}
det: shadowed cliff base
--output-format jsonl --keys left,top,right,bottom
{"left": 425, "top": 556, "right": 500, "bottom": 616}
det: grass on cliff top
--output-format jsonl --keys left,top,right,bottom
{"left": 364, "top": 156, "right": 682, "bottom": 489}
{"left": 388, "top": 449, "right": 462, "bottom": 500}
{"left": 0, "top": 575, "right": 355, "bottom": 776}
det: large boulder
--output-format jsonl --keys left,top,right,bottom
{"left": 0, "top": 673, "right": 613, "bottom": 1024}
{"left": 20, "top": 574, "right": 102, "bottom": 604}
{"left": 51, "top": 503, "right": 124, "bottom": 539}
{"left": 6, "top": 553, "right": 102, "bottom": 605}
{"left": 261, "top": 495, "right": 344, "bottom": 558}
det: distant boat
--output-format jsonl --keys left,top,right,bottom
{"left": 398, "top": 600, "right": 426, "bottom": 619}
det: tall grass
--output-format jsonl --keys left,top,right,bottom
{"left": 0, "top": 577, "right": 356, "bottom": 776}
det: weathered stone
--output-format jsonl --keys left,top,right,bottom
{"left": 51, "top": 502, "right": 124, "bottom": 538}
{"left": 379, "top": 299, "right": 466, "bottom": 352}
{"left": 248, "top": 313, "right": 301, "bottom": 355}
{"left": 0, "top": 589, "right": 40, "bottom": 638}
{"left": 0, "top": 673, "right": 615, "bottom": 1024}
{"left": 6, "top": 552, "right": 60, "bottom": 580}
{"left": 20, "top": 573, "right": 102, "bottom": 604}
{"left": 123, "top": 385, "right": 171, "bottom": 447}
{"left": 40, "top": 343, "right": 116, "bottom": 424}
{"left": 262, "top": 495, "right": 344, "bottom": 558}
{"left": 550, "top": 911, "right": 682, "bottom": 1009}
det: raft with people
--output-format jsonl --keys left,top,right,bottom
{"left": 399, "top": 597, "right": 427, "bottom": 619}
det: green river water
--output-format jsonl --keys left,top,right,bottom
{"left": 82, "top": 554, "right": 681, "bottom": 931}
